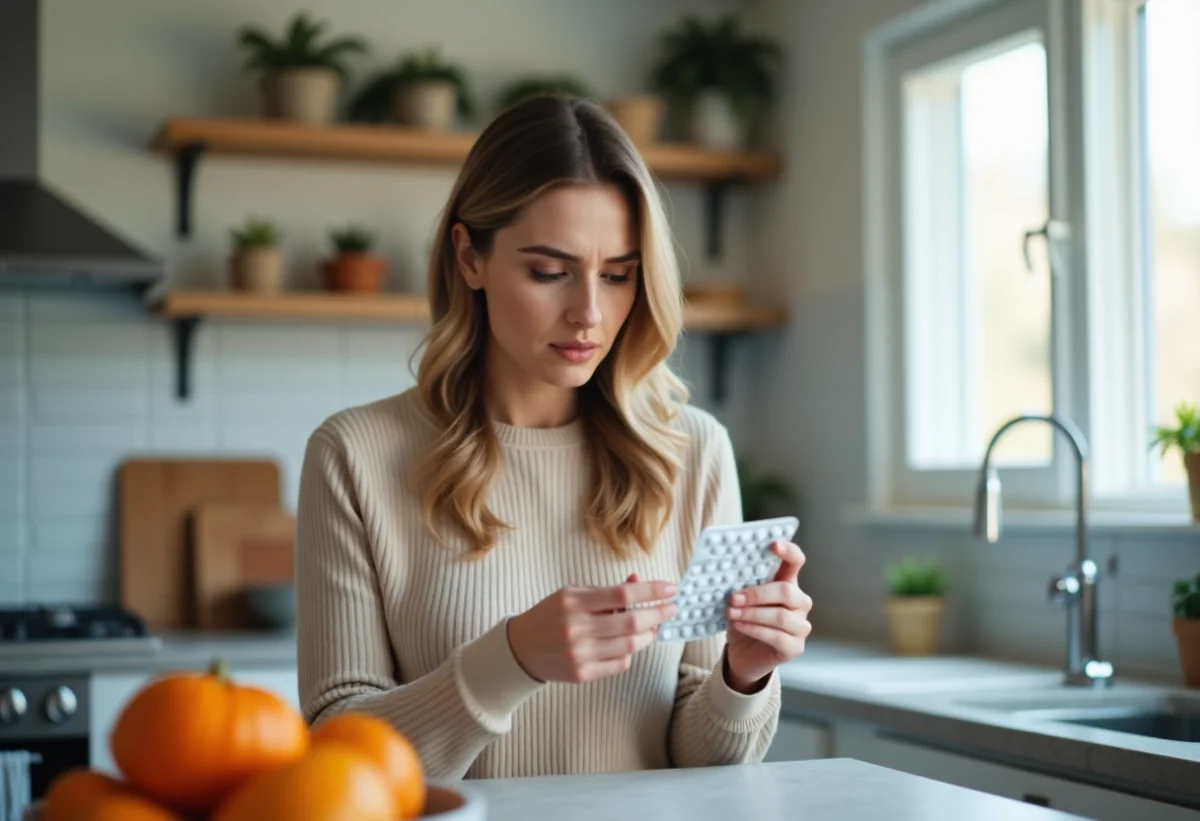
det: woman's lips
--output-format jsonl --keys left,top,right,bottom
{"left": 551, "top": 342, "right": 599, "bottom": 363}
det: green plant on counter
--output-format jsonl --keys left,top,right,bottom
{"left": 1150, "top": 401, "right": 1200, "bottom": 461}
{"left": 736, "top": 457, "right": 797, "bottom": 521}
{"left": 650, "top": 14, "right": 782, "bottom": 116}
{"left": 885, "top": 557, "right": 947, "bottom": 598}
{"left": 348, "top": 45, "right": 473, "bottom": 123}
{"left": 1174, "top": 575, "right": 1200, "bottom": 619}
{"left": 330, "top": 226, "right": 374, "bottom": 253}
{"left": 236, "top": 11, "right": 367, "bottom": 82}
{"left": 498, "top": 74, "right": 592, "bottom": 110}
{"left": 231, "top": 216, "right": 281, "bottom": 249}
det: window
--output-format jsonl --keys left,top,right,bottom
{"left": 866, "top": 0, "right": 1200, "bottom": 512}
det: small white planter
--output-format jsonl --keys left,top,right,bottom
{"left": 395, "top": 80, "right": 458, "bottom": 131}
{"left": 690, "top": 90, "right": 745, "bottom": 149}
{"left": 259, "top": 67, "right": 339, "bottom": 124}
{"left": 231, "top": 246, "right": 285, "bottom": 293}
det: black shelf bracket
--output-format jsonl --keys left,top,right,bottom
{"left": 174, "top": 141, "right": 207, "bottom": 238}
{"left": 704, "top": 182, "right": 732, "bottom": 260}
{"left": 709, "top": 332, "right": 736, "bottom": 404}
{"left": 173, "top": 316, "right": 202, "bottom": 400}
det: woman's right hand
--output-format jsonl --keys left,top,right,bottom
{"left": 506, "top": 574, "right": 678, "bottom": 684}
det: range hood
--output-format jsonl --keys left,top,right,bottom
{"left": 0, "top": 0, "right": 162, "bottom": 293}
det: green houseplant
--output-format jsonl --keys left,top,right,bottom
{"left": 883, "top": 557, "right": 948, "bottom": 656}
{"left": 322, "top": 226, "right": 386, "bottom": 293}
{"left": 1150, "top": 401, "right": 1200, "bottom": 521}
{"left": 237, "top": 12, "right": 367, "bottom": 124}
{"left": 229, "top": 217, "right": 284, "bottom": 293}
{"left": 1172, "top": 574, "right": 1200, "bottom": 687}
{"left": 650, "top": 14, "right": 782, "bottom": 148}
{"left": 349, "top": 46, "right": 472, "bottom": 130}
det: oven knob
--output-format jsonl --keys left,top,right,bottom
{"left": 44, "top": 685, "right": 78, "bottom": 723}
{"left": 0, "top": 687, "right": 28, "bottom": 724}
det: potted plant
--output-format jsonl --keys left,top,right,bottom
{"left": 236, "top": 12, "right": 367, "bottom": 124}
{"left": 348, "top": 46, "right": 472, "bottom": 130}
{"left": 1173, "top": 575, "right": 1200, "bottom": 688}
{"left": 322, "top": 226, "right": 386, "bottom": 293}
{"left": 650, "top": 14, "right": 782, "bottom": 148}
{"left": 1151, "top": 401, "right": 1200, "bottom": 521}
{"left": 229, "top": 217, "right": 284, "bottom": 293}
{"left": 883, "top": 557, "right": 948, "bottom": 656}
{"left": 736, "top": 457, "right": 798, "bottom": 521}
{"left": 605, "top": 92, "right": 666, "bottom": 146}
{"left": 498, "top": 74, "right": 592, "bottom": 110}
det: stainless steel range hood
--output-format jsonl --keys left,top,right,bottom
{"left": 0, "top": 0, "right": 162, "bottom": 293}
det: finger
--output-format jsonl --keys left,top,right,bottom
{"left": 730, "top": 581, "right": 810, "bottom": 610}
{"left": 729, "top": 621, "right": 809, "bottom": 656}
{"left": 573, "top": 580, "right": 677, "bottom": 613}
{"left": 574, "top": 656, "right": 635, "bottom": 683}
{"left": 626, "top": 573, "right": 640, "bottom": 583}
{"left": 589, "top": 602, "right": 678, "bottom": 638}
{"left": 587, "top": 629, "right": 657, "bottom": 660}
{"left": 726, "top": 605, "right": 808, "bottom": 634}
{"left": 770, "top": 541, "right": 806, "bottom": 584}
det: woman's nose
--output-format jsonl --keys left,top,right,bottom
{"left": 567, "top": 281, "right": 602, "bottom": 328}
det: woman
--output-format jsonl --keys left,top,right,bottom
{"left": 295, "top": 95, "right": 812, "bottom": 782}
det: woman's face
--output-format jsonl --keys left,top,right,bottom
{"left": 454, "top": 183, "right": 640, "bottom": 391}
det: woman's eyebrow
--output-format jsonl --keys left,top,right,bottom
{"left": 517, "top": 245, "right": 641, "bottom": 264}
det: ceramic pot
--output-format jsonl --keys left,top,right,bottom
{"left": 885, "top": 596, "right": 946, "bottom": 656}
{"left": 690, "top": 89, "right": 744, "bottom": 149}
{"left": 606, "top": 94, "right": 665, "bottom": 145}
{"left": 322, "top": 253, "right": 386, "bottom": 293}
{"left": 1175, "top": 618, "right": 1200, "bottom": 687}
{"left": 259, "top": 68, "right": 339, "bottom": 124}
{"left": 231, "top": 246, "right": 285, "bottom": 293}
{"left": 395, "top": 80, "right": 458, "bottom": 131}
{"left": 1185, "top": 451, "right": 1200, "bottom": 523}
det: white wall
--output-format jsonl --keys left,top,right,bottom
{"left": 745, "top": 0, "right": 1199, "bottom": 682}
{"left": 1, "top": 0, "right": 763, "bottom": 604}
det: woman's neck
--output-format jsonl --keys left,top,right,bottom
{"left": 483, "top": 349, "right": 578, "bottom": 429}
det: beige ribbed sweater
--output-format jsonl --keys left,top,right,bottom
{"left": 295, "top": 387, "right": 781, "bottom": 781}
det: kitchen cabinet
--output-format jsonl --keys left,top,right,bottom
{"left": 763, "top": 715, "right": 831, "bottom": 762}
{"left": 833, "top": 722, "right": 1195, "bottom": 821}
{"left": 89, "top": 666, "right": 299, "bottom": 775}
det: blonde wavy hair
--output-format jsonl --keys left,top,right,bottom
{"left": 413, "top": 95, "right": 689, "bottom": 557}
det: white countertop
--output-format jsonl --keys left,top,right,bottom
{"left": 460, "top": 758, "right": 1084, "bottom": 820}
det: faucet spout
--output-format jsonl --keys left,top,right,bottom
{"left": 972, "top": 414, "right": 1113, "bottom": 688}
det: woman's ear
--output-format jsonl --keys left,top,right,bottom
{"left": 451, "top": 223, "right": 485, "bottom": 290}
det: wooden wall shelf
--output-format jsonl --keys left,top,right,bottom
{"left": 151, "top": 116, "right": 784, "bottom": 257}
{"left": 155, "top": 289, "right": 786, "bottom": 403}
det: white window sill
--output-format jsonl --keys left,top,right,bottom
{"left": 842, "top": 504, "right": 1200, "bottom": 538}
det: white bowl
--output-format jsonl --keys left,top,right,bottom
{"left": 23, "top": 784, "right": 484, "bottom": 821}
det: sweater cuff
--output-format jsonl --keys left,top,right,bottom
{"left": 705, "top": 655, "right": 780, "bottom": 728}
{"left": 454, "top": 616, "right": 546, "bottom": 730}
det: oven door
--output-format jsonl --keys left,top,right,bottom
{"left": 0, "top": 675, "right": 90, "bottom": 804}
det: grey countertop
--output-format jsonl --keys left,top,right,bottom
{"left": 461, "top": 758, "right": 1083, "bottom": 820}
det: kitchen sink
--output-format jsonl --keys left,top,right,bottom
{"left": 1052, "top": 709, "right": 1199, "bottom": 742}
{"left": 953, "top": 690, "right": 1200, "bottom": 742}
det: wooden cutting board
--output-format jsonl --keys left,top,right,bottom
{"left": 119, "top": 458, "right": 282, "bottom": 629}
{"left": 191, "top": 503, "right": 295, "bottom": 630}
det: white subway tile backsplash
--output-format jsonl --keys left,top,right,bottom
{"left": 27, "top": 291, "right": 144, "bottom": 323}
{"left": 0, "top": 518, "right": 21, "bottom": 554}
{"left": 31, "top": 387, "right": 146, "bottom": 419}
{"left": 27, "top": 548, "right": 117, "bottom": 604}
{"left": 216, "top": 390, "right": 341, "bottom": 422}
{"left": 32, "top": 518, "right": 110, "bottom": 553}
{"left": 30, "top": 486, "right": 109, "bottom": 522}
{"left": 0, "top": 552, "right": 23, "bottom": 602}
{"left": 0, "top": 385, "right": 21, "bottom": 419}
{"left": 29, "top": 454, "right": 119, "bottom": 494}
{"left": 30, "top": 357, "right": 147, "bottom": 389}
{"left": 147, "top": 422, "right": 219, "bottom": 452}
{"left": 29, "top": 421, "right": 148, "bottom": 453}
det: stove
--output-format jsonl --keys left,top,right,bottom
{"left": 0, "top": 604, "right": 162, "bottom": 658}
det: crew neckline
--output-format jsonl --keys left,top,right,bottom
{"left": 490, "top": 416, "right": 586, "bottom": 449}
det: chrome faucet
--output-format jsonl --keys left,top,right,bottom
{"left": 972, "top": 414, "right": 1114, "bottom": 688}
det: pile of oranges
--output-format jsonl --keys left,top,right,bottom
{"left": 41, "top": 660, "right": 426, "bottom": 821}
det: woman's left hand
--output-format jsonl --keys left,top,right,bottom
{"left": 723, "top": 540, "right": 813, "bottom": 693}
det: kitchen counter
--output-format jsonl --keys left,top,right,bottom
{"left": 461, "top": 758, "right": 1084, "bottom": 820}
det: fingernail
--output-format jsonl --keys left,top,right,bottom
{"left": 664, "top": 583, "right": 678, "bottom": 596}
{"left": 732, "top": 593, "right": 746, "bottom": 606}
{"left": 728, "top": 607, "right": 742, "bottom": 618}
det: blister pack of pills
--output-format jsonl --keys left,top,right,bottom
{"left": 655, "top": 516, "right": 799, "bottom": 643}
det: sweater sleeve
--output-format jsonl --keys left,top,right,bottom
{"left": 667, "top": 425, "right": 782, "bottom": 768}
{"left": 295, "top": 428, "right": 546, "bottom": 780}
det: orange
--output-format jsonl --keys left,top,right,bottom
{"left": 43, "top": 769, "right": 182, "bottom": 821}
{"left": 311, "top": 712, "right": 427, "bottom": 819}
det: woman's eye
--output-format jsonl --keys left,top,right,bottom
{"left": 531, "top": 271, "right": 565, "bottom": 282}
{"left": 604, "top": 273, "right": 633, "bottom": 284}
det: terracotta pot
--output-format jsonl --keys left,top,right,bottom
{"left": 1175, "top": 618, "right": 1200, "bottom": 687}
{"left": 684, "top": 282, "right": 746, "bottom": 306}
{"left": 1185, "top": 451, "right": 1200, "bottom": 523}
{"left": 231, "top": 246, "right": 285, "bottom": 293}
{"left": 885, "top": 596, "right": 946, "bottom": 656}
{"left": 322, "top": 252, "right": 386, "bottom": 293}
{"left": 606, "top": 95, "right": 665, "bottom": 145}
{"left": 690, "top": 89, "right": 745, "bottom": 149}
{"left": 395, "top": 80, "right": 458, "bottom": 131}
{"left": 259, "top": 68, "right": 339, "bottom": 124}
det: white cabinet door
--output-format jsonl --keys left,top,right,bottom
{"left": 89, "top": 667, "right": 300, "bottom": 775}
{"left": 839, "top": 726, "right": 1195, "bottom": 821}
{"left": 763, "top": 717, "right": 830, "bottom": 762}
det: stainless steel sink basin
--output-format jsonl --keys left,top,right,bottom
{"left": 953, "top": 691, "right": 1200, "bottom": 742}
